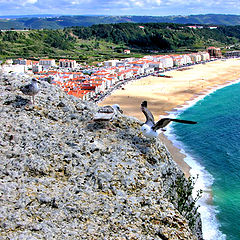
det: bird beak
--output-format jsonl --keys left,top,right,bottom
{"left": 32, "top": 78, "right": 41, "bottom": 84}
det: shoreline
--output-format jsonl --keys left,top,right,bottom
{"left": 99, "top": 58, "right": 240, "bottom": 178}
{"left": 159, "top": 76, "right": 240, "bottom": 178}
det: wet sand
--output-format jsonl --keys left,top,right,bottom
{"left": 99, "top": 58, "right": 240, "bottom": 177}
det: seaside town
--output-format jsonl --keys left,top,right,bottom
{"left": 3, "top": 4, "right": 240, "bottom": 238}
{"left": 1, "top": 47, "right": 224, "bottom": 102}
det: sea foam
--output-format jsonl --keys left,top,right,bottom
{"left": 165, "top": 127, "right": 226, "bottom": 240}
{"left": 160, "top": 80, "right": 240, "bottom": 240}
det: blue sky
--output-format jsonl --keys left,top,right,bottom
{"left": 0, "top": 0, "right": 240, "bottom": 17}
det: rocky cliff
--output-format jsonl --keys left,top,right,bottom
{"left": 0, "top": 73, "right": 203, "bottom": 239}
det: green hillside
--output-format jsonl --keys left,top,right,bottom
{"left": 70, "top": 23, "right": 240, "bottom": 52}
{"left": 0, "top": 28, "right": 142, "bottom": 64}
{"left": 1, "top": 22, "right": 240, "bottom": 64}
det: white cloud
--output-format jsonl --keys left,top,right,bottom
{"left": 0, "top": 0, "right": 240, "bottom": 16}
{"left": 70, "top": 0, "right": 91, "bottom": 4}
{"left": 119, "top": 0, "right": 162, "bottom": 7}
{"left": 0, "top": 0, "right": 37, "bottom": 3}
{"left": 24, "top": 0, "right": 38, "bottom": 4}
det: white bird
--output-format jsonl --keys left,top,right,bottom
{"left": 20, "top": 78, "right": 40, "bottom": 104}
{"left": 93, "top": 104, "right": 123, "bottom": 122}
{"left": 140, "top": 100, "right": 197, "bottom": 138}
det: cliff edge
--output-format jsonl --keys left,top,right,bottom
{"left": 0, "top": 73, "right": 202, "bottom": 239}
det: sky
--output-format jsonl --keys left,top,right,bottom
{"left": 0, "top": 0, "right": 240, "bottom": 17}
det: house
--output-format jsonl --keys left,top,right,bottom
{"left": 187, "top": 26, "right": 197, "bottom": 29}
{"left": 124, "top": 49, "right": 131, "bottom": 54}
{"left": 187, "top": 25, "right": 203, "bottom": 29}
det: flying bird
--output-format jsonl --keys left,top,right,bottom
{"left": 140, "top": 100, "right": 197, "bottom": 138}
{"left": 20, "top": 78, "right": 40, "bottom": 104}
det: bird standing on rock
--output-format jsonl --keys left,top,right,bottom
{"left": 20, "top": 78, "right": 40, "bottom": 104}
{"left": 93, "top": 104, "right": 123, "bottom": 130}
{"left": 140, "top": 100, "right": 197, "bottom": 138}
{"left": 93, "top": 104, "right": 123, "bottom": 122}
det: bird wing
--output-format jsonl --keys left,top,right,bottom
{"left": 170, "top": 119, "right": 197, "bottom": 125}
{"left": 98, "top": 106, "right": 114, "bottom": 113}
{"left": 141, "top": 101, "right": 155, "bottom": 126}
{"left": 112, "top": 104, "right": 123, "bottom": 113}
{"left": 153, "top": 118, "right": 172, "bottom": 130}
{"left": 93, "top": 112, "right": 114, "bottom": 121}
{"left": 153, "top": 118, "right": 197, "bottom": 130}
{"left": 94, "top": 106, "right": 115, "bottom": 121}
{"left": 20, "top": 84, "right": 32, "bottom": 94}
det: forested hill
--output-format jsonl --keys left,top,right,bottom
{"left": 70, "top": 23, "right": 240, "bottom": 51}
{"left": 1, "top": 14, "right": 240, "bottom": 30}
{"left": 1, "top": 22, "right": 240, "bottom": 62}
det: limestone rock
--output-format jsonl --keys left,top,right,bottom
{"left": 0, "top": 71, "right": 202, "bottom": 239}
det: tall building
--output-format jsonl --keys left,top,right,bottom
{"left": 59, "top": 59, "right": 77, "bottom": 68}
{"left": 39, "top": 59, "right": 56, "bottom": 67}
{"left": 207, "top": 47, "right": 222, "bottom": 58}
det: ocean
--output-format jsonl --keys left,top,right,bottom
{"left": 165, "top": 81, "right": 240, "bottom": 240}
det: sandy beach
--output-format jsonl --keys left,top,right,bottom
{"left": 99, "top": 58, "right": 240, "bottom": 177}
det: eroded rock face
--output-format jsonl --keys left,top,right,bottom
{"left": 0, "top": 72, "right": 202, "bottom": 239}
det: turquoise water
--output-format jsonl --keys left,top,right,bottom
{"left": 167, "top": 81, "right": 240, "bottom": 240}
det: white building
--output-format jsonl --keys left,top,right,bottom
{"left": 149, "top": 62, "right": 163, "bottom": 70}
{"left": 5, "top": 59, "right": 13, "bottom": 65}
{"left": 59, "top": 59, "right": 77, "bottom": 68}
{"left": 200, "top": 52, "right": 210, "bottom": 61}
{"left": 189, "top": 53, "right": 202, "bottom": 63}
{"left": 158, "top": 56, "right": 174, "bottom": 69}
{"left": 1, "top": 64, "right": 28, "bottom": 74}
{"left": 131, "top": 68, "right": 142, "bottom": 76}
{"left": 39, "top": 59, "right": 56, "bottom": 67}
{"left": 132, "top": 61, "right": 149, "bottom": 69}
{"left": 13, "top": 58, "right": 32, "bottom": 66}
{"left": 171, "top": 55, "right": 185, "bottom": 67}
{"left": 182, "top": 55, "right": 192, "bottom": 65}
{"left": 32, "top": 64, "right": 44, "bottom": 73}
{"left": 123, "top": 69, "right": 134, "bottom": 78}
{"left": 142, "top": 55, "right": 154, "bottom": 61}
{"left": 144, "top": 67, "right": 155, "bottom": 75}
{"left": 104, "top": 60, "right": 119, "bottom": 67}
